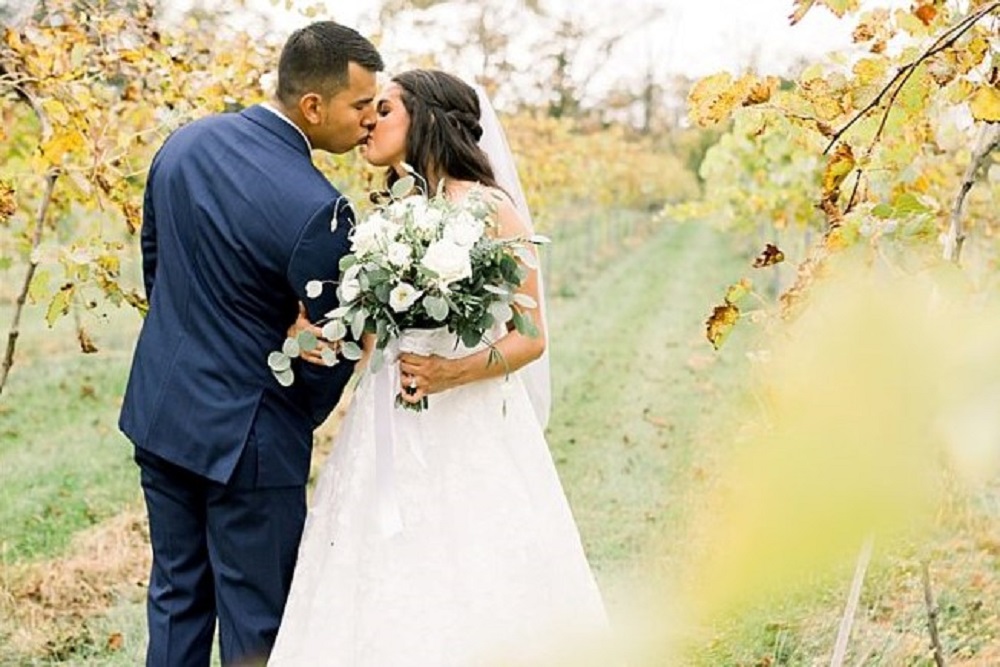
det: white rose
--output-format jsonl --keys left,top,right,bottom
{"left": 338, "top": 277, "right": 361, "bottom": 303}
{"left": 388, "top": 195, "right": 427, "bottom": 222}
{"left": 350, "top": 217, "right": 384, "bottom": 256}
{"left": 421, "top": 239, "right": 472, "bottom": 287}
{"left": 389, "top": 282, "right": 423, "bottom": 313}
{"left": 443, "top": 210, "right": 485, "bottom": 247}
{"left": 414, "top": 205, "right": 445, "bottom": 236}
{"left": 387, "top": 242, "right": 413, "bottom": 269}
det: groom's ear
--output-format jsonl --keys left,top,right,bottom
{"left": 299, "top": 93, "right": 324, "bottom": 125}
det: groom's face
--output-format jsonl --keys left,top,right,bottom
{"left": 309, "top": 62, "right": 378, "bottom": 154}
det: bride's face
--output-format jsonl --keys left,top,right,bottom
{"left": 363, "top": 82, "right": 410, "bottom": 169}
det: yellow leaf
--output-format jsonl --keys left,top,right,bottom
{"left": 853, "top": 57, "right": 888, "bottom": 87}
{"left": 46, "top": 284, "right": 74, "bottom": 327}
{"left": 41, "top": 99, "right": 71, "bottom": 126}
{"left": 706, "top": 302, "right": 740, "bottom": 350}
{"left": 0, "top": 179, "right": 15, "bottom": 221}
{"left": 823, "top": 143, "right": 856, "bottom": 197}
{"left": 946, "top": 79, "right": 975, "bottom": 104}
{"left": 818, "top": 0, "right": 860, "bottom": 18}
{"left": 789, "top": 0, "right": 817, "bottom": 25}
{"left": 688, "top": 72, "right": 740, "bottom": 127}
{"left": 41, "top": 129, "right": 86, "bottom": 164}
{"left": 969, "top": 85, "right": 1000, "bottom": 122}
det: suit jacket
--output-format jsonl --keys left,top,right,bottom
{"left": 119, "top": 105, "right": 356, "bottom": 487}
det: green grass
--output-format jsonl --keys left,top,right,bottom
{"left": 0, "top": 306, "right": 142, "bottom": 564}
{"left": 546, "top": 221, "right": 751, "bottom": 577}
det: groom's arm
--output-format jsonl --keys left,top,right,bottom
{"left": 139, "top": 169, "right": 158, "bottom": 300}
{"left": 286, "top": 196, "right": 357, "bottom": 425}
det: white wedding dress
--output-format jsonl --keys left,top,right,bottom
{"left": 269, "top": 328, "right": 609, "bottom": 666}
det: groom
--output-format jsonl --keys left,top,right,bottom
{"left": 119, "top": 22, "right": 383, "bottom": 666}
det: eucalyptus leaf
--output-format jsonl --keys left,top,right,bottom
{"left": 351, "top": 308, "right": 368, "bottom": 340}
{"left": 513, "top": 293, "right": 538, "bottom": 309}
{"left": 514, "top": 246, "right": 539, "bottom": 270}
{"left": 320, "top": 347, "right": 339, "bottom": 367}
{"left": 321, "top": 319, "right": 347, "bottom": 341}
{"left": 339, "top": 254, "right": 358, "bottom": 271}
{"left": 297, "top": 330, "right": 318, "bottom": 352}
{"left": 391, "top": 175, "right": 416, "bottom": 199}
{"left": 423, "top": 295, "right": 449, "bottom": 321}
{"left": 267, "top": 351, "right": 291, "bottom": 372}
{"left": 281, "top": 337, "right": 301, "bottom": 358}
{"left": 325, "top": 305, "right": 351, "bottom": 320}
{"left": 341, "top": 341, "right": 363, "bottom": 361}
{"left": 489, "top": 301, "right": 513, "bottom": 324}
{"left": 461, "top": 328, "right": 482, "bottom": 349}
{"left": 511, "top": 309, "right": 539, "bottom": 337}
{"left": 274, "top": 368, "right": 295, "bottom": 387}
{"left": 483, "top": 284, "right": 509, "bottom": 296}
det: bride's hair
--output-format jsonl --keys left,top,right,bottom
{"left": 382, "top": 69, "right": 499, "bottom": 196}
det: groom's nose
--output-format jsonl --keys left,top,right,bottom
{"left": 361, "top": 109, "right": 377, "bottom": 130}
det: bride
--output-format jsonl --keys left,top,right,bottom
{"left": 268, "top": 69, "right": 609, "bottom": 666}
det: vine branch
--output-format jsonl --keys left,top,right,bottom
{"left": 921, "top": 560, "right": 947, "bottom": 667}
{"left": 0, "top": 80, "right": 59, "bottom": 399}
{"left": 944, "top": 122, "right": 1000, "bottom": 265}
{"left": 824, "top": 1, "right": 999, "bottom": 156}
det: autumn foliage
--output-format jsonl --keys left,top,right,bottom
{"left": 687, "top": 0, "right": 999, "bottom": 347}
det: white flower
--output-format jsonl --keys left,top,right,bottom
{"left": 305, "top": 280, "right": 324, "bottom": 298}
{"left": 387, "top": 242, "right": 413, "bottom": 269}
{"left": 389, "top": 195, "right": 428, "bottom": 221}
{"left": 414, "top": 205, "right": 444, "bottom": 236}
{"left": 339, "top": 277, "right": 361, "bottom": 303}
{"left": 350, "top": 216, "right": 385, "bottom": 256}
{"left": 443, "top": 210, "right": 485, "bottom": 247}
{"left": 389, "top": 282, "right": 423, "bottom": 313}
{"left": 421, "top": 239, "right": 472, "bottom": 287}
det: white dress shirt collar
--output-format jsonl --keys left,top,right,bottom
{"left": 260, "top": 102, "right": 312, "bottom": 152}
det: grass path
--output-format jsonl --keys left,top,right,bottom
{"left": 0, "top": 220, "right": 755, "bottom": 663}
{"left": 547, "top": 221, "right": 748, "bottom": 574}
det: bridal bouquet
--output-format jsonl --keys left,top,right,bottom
{"left": 268, "top": 174, "right": 547, "bottom": 408}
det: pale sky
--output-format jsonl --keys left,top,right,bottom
{"left": 251, "top": 0, "right": 910, "bottom": 79}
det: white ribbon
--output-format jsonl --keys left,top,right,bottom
{"left": 373, "top": 331, "right": 435, "bottom": 538}
{"left": 373, "top": 344, "right": 403, "bottom": 538}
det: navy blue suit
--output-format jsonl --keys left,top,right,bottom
{"left": 120, "top": 105, "right": 356, "bottom": 666}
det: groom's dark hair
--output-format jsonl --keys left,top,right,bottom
{"left": 276, "top": 21, "right": 383, "bottom": 104}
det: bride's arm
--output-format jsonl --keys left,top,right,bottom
{"left": 397, "top": 194, "right": 545, "bottom": 401}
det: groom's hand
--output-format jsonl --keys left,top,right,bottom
{"left": 288, "top": 302, "right": 340, "bottom": 366}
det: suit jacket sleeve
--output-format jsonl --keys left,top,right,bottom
{"left": 286, "top": 196, "right": 357, "bottom": 426}
{"left": 140, "top": 174, "right": 158, "bottom": 300}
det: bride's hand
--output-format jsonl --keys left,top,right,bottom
{"left": 398, "top": 353, "right": 463, "bottom": 402}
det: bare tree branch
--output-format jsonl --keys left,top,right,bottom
{"left": 0, "top": 81, "right": 59, "bottom": 398}
{"left": 944, "top": 122, "right": 1000, "bottom": 265}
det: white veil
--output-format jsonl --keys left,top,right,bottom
{"left": 474, "top": 85, "right": 552, "bottom": 430}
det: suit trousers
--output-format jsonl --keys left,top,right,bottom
{"left": 136, "top": 436, "right": 306, "bottom": 667}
